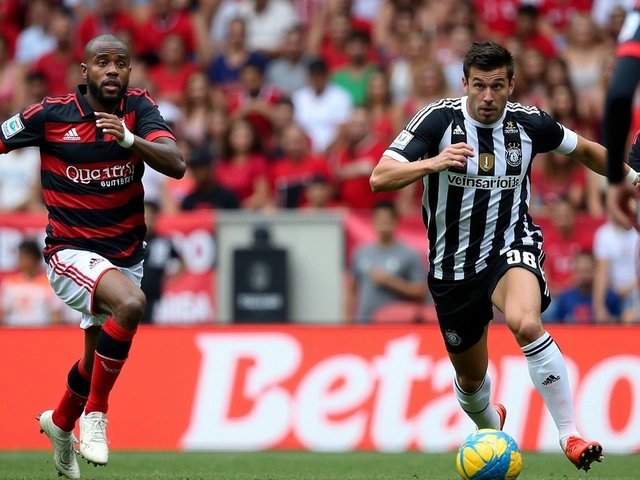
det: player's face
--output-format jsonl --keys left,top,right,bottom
{"left": 82, "top": 42, "right": 131, "bottom": 108}
{"left": 462, "top": 67, "right": 514, "bottom": 124}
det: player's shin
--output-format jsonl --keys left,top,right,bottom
{"left": 85, "top": 318, "right": 136, "bottom": 414}
{"left": 454, "top": 373, "right": 500, "bottom": 430}
{"left": 52, "top": 359, "right": 91, "bottom": 432}
{"left": 522, "top": 332, "right": 579, "bottom": 441}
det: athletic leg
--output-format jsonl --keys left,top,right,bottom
{"left": 492, "top": 266, "right": 602, "bottom": 470}
{"left": 429, "top": 275, "right": 504, "bottom": 431}
{"left": 449, "top": 328, "right": 504, "bottom": 430}
{"left": 80, "top": 269, "right": 145, "bottom": 466}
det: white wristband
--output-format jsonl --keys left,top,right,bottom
{"left": 117, "top": 120, "right": 135, "bottom": 149}
{"left": 626, "top": 166, "right": 639, "bottom": 186}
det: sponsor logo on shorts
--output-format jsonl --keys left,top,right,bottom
{"left": 447, "top": 172, "right": 521, "bottom": 190}
{"left": 444, "top": 329, "right": 462, "bottom": 346}
{"left": 88, "top": 258, "right": 105, "bottom": 269}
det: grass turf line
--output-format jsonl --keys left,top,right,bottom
{"left": 0, "top": 451, "right": 638, "bottom": 480}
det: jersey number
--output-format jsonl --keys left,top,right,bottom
{"left": 506, "top": 250, "right": 537, "bottom": 268}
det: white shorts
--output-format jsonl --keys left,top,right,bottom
{"left": 46, "top": 249, "right": 144, "bottom": 329}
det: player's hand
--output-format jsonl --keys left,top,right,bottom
{"left": 606, "top": 182, "right": 638, "bottom": 230}
{"left": 95, "top": 111, "right": 125, "bottom": 143}
{"left": 428, "top": 143, "right": 474, "bottom": 173}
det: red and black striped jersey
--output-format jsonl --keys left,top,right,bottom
{"left": 0, "top": 85, "right": 176, "bottom": 267}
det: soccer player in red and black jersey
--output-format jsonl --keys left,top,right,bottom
{"left": 0, "top": 34, "right": 185, "bottom": 479}
{"left": 603, "top": 1, "right": 640, "bottom": 228}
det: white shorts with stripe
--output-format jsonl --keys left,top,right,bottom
{"left": 46, "top": 249, "right": 143, "bottom": 329}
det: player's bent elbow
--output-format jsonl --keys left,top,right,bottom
{"left": 369, "top": 169, "right": 388, "bottom": 193}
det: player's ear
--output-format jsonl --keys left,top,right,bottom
{"left": 462, "top": 76, "right": 468, "bottom": 94}
{"left": 81, "top": 63, "right": 87, "bottom": 79}
{"left": 509, "top": 76, "right": 515, "bottom": 95}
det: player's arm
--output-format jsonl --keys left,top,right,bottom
{"left": 567, "top": 135, "right": 637, "bottom": 183}
{"left": 96, "top": 112, "right": 185, "bottom": 179}
{"left": 370, "top": 108, "right": 473, "bottom": 192}
{"left": 0, "top": 103, "right": 46, "bottom": 153}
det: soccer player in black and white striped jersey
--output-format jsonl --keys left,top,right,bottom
{"left": 370, "top": 42, "right": 635, "bottom": 471}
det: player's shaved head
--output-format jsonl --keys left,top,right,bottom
{"left": 84, "top": 34, "right": 128, "bottom": 62}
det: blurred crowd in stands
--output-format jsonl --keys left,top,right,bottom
{"left": 1, "top": 0, "right": 639, "bottom": 325}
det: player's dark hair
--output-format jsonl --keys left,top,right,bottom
{"left": 373, "top": 200, "right": 398, "bottom": 219}
{"left": 84, "top": 34, "right": 128, "bottom": 62}
{"left": 463, "top": 42, "right": 515, "bottom": 81}
{"left": 18, "top": 239, "right": 41, "bottom": 260}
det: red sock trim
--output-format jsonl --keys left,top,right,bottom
{"left": 78, "top": 359, "right": 91, "bottom": 381}
{"left": 102, "top": 317, "right": 136, "bottom": 342}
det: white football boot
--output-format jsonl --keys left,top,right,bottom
{"left": 38, "top": 410, "right": 81, "bottom": 479}
{"left": 79, "top": 411, "right": 109, "bottom": 466}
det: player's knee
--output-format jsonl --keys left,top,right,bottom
{"left": 508, "top": 315, "right": 544, "bottom": 345}
{"left": 456, "top": 373, "right": 485, "bottom": 393}
{"left": 114, "top": 290, "right": 146, "bottom": 328}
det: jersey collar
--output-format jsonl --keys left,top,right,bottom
{"left": 74, "top": 84, "right": 126, "bottom": 118}
{"left": 461, "top": 96, "right": 507, "bottom": 129}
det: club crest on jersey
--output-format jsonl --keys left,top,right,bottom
{"left": 506, "top": 142, "right": 522, "bottom": 167}
{"left": 504, "top": 120, "right": 518, "bottom": 134}
{"left": 390, "top": 130, "right": 414, "bottom": 150}
{"left": 479, "top": 153, "right": 494, "bottom": 172}
{"left": 1, "top": 113, "right": 24, "bottom": 139}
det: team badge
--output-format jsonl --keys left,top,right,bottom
{"left": 479, "top": 153, "right": 494, "bottom": 172}
{"left": 1, "top": 113, "right": 24, "bottom": 139}
{"left": 390, "top": 130, "right": 414, "bottom": 150}
{"left": 506, "top": 143, "right": 522, "bottom": 167}
{"left": 444, "top": 329, "right": 462, "bottom": 346}
{"left": 504, "top": 120, "right": 518, "bottom": 134}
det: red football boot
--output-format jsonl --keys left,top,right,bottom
{"left": 563, "top": 436, "right": 604, "bottom": 471}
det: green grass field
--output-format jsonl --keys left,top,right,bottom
{"left": 0, "top": 451, "right": 639, "bottom": 480}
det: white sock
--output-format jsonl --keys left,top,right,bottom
{"left": 454, "top": 373, "right": 500, "bottom": 430}
{"left": 522, "top": 332, "right": 579, "bottom": 444}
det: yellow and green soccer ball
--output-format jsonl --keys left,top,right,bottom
{"left": 456, "top": 429, "right": 522, "bottom": 480}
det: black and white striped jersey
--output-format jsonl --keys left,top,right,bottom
{"left": 384, "top": 96, "right": 578, "bottom": 281}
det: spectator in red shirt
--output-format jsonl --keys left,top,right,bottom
{"left": 530, "top": 151, "right": 586, "bottom": 218}
{"left": 514, "top": 5, "right": 556, "bottom": 59}
{"left": 148, "top": 34, "right": 199, "bottom": 106}
{"left": 31, "top": 9, "right": 79, "bottom": 97}
{"left": 137, "top": 0, "right": 197, "bottom": 64}
{"left": 542, "top": 198, "right": 594, "bottom": 296}
{"left": 333, "top": 106, "right": 393, "bottom": 210}
{"left": 474, "top": 0, "right": 521, "bottom": 40}
{"left": 228, "top": 60, "right": 281, "bottom": 140}
{"left": 539, "top": 0, "right": 592, "bottom": 36}
{"left": 366, "top": 70, "right": 394, "bottom": 144}
{"left": 77, "top": 0, "right": 137, "bottom": 53}
{"left": 270, "top": 125, "right": 332, "bottom": 208}
{"left": 217, "top": 118, "right": 271, "bottom": 210}
{"left": 181, "top": 71, "right": 213, "bottom": 145}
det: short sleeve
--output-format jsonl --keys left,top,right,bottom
{"left": 523, "top": 108, "right": 578, "bottom": 155}
{"left": 134, "top": 90, "right": 177, "bottom": 143}
{"left": 384, "top": 105, "right": 446, "bottom": 163}
{"left": 0, "top": 103, "right": 45, "bottom": 153}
